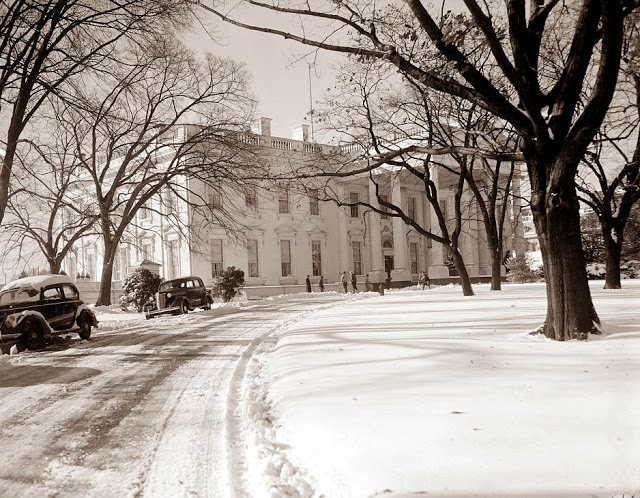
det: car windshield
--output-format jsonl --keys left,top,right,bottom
{"left": 159, "top": 281, "right": 180, "bottom": 292}
{"left": 0, "top": 287, "right": 40, "bottom": 305}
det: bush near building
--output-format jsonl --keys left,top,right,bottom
{"left": 213, "top": 266, "right": 245, "bottom": 302}
{"left": 507, "top": 254, "right": 542, "bottom": 283}
{"left": 120, "top": 268, "right": 162, "bottom": 312}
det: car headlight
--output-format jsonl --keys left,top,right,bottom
{"left": 166, "top": 292, "right": 172, "bottom": 299}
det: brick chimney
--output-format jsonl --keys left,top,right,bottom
{"left": 260, "top": 117, "right": 272, "bottom": 137}
{"left": 292, "top": 123, "right": 310, "bottom": 142}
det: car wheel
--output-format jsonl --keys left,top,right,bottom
{"left": 203, "top": 295, "right": 213, "bottom": 310}
{"left": 77, "top": 314, "right": 92, "bottom": 340}
{"left": 179, "top": 299, "right": 189, "bottom": 314}
{"left": 21, "top": 321, "right": 45, "bottom": 351}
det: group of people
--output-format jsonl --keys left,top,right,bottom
{"left": 305, "top": 270, "right": 431, "bottom": 293}
{"left": 305, "top": 274, "right": 325, "bottom": 293}
{"left": 340, "top": 270, "right": 363, "bottom": 293}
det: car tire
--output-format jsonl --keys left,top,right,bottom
{"left": 179, "top": 299, "right": 189, "bottom": 314}
{"left": 21, "top": 321, "right": 45, "bottom": 351}
{"left": 77, "top": 314, "right": 92, "bottom": 340}
{"left": 203, "top": 295, "right": 213, "bottom": 310}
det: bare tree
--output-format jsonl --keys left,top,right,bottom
{"left": 1, "top": 107, "right": 98, "bottom": 273}
{"left": 0, "top": 0, "right": 194, "bottom": 226}
{"left": 577, "top": 11, "right": 640, "bottom": 289}
{"left": 60, "top": 34, "right": 256, "bottom": 305}
{"left": 200, "top": 0, "right": 639, "bottom": 340}
{"left": 311, "top": 62, "right": 479, "bottom": 295}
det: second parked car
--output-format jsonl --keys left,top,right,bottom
{"left": 146, "top": 276, "right": 213, "bottom": 319}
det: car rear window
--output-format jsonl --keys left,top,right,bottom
{"left": 62, "top": 284, "right": 79, "bottom": 300}
{"left": 43, "top": 286, "right": 64, "bottom": 300}
{"left": 0, "top": 287, "right": 39, "bottom": 305}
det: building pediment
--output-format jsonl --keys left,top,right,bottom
{"left": 275, "top": 223, "right": 298, "bottom": 236}
{"left": 306, "top": 227, "right": 327, "bottom": 239}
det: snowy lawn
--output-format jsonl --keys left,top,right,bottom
{"left": 244, "top": 281, "right": 640, "bottom": 498}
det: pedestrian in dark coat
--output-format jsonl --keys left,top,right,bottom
{"left": 341, "top": 271, "right": 348, "bottom": 293}
{"left": 418, "top": 271, "right": 431, "bottom": 290}
{"left": 350, "top": 271, "right": 358, "bottom": 292}
{"left": 305, "top": 275, "right": 312, "bottom": 293}
{"left": 319, "top": 276, "right": 325, "bottom": 292}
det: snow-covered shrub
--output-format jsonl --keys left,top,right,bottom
{"left": 119, "top": 268, "right": 162, "bottom": 311}
{"left": 585, "top": 262, "right": 606, "bottom": 280}
{"left": 507, "top": 254, "right": 542, "bottom": 283}
{"left": 212, "top": 266, "right": 245, "bottom": 302}
{"left": 620, "top": 261, "right": 639, "bottom": 279}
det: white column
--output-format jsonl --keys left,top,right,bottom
{"left": 460, "top": 190, "right": 479, "bottom": 276}
{"left": 337, "top": 182, "right": 351, "bottom": 279}
{"left": 512, "top": 170, "right": 526, "bottom": 256}
{"left": 367, "top": 179, "right": 386, "bottom": 285}
{"left": 390, "top": 172, "right": 411, "bottom": 283}
{"left": 427, "top": 165, "right": 450, "bottom": 280}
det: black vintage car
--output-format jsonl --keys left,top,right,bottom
{"left": 145, "top": 276, "right": 213, "bottom": 319}
{"left": 0, "top": 275, "right": 98, "bottom": 352}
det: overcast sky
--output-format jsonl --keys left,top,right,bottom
{"left": 187, "top": 12, "right": 339, "bottom": 141}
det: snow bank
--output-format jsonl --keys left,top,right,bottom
{"left": 243, "top": 281, "right": 640, "bottom": 497}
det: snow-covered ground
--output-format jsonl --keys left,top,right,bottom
{"left": 240, "top": 281, "right": 640, "bottom": 498}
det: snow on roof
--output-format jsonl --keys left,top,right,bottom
{"left": 0, "top": 274, "right": 73, "bottom": 292}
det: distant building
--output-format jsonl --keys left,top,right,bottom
{"left": 62, "top": 119, "right": 526, "bottom": 294}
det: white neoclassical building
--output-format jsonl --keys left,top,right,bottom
{"left": 63, "top": 118, "right": 525, "bottom": 296}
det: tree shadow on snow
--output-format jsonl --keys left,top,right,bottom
{"left": 0, "top": 364, "right": 101, "bottom": 387}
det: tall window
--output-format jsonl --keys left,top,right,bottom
{"left": 408, "top": 196, "right": 417, "bottom": 220}
{"left": 311, "top": 240, "right": 322, "bottom": 276}
{"left": 165, "top": 189, "right": 177, "bottom": 214}
{"left": 86, "top": 253, "right": 96, "bottom": 279}
{"left": 245, "top": 186, "right": 257, "bottom": 209}
{"left": 113, "top": 249, "right": 122, "bottom": 281}
{"left": 309, "top": 189, "right": 319, "bottom": 216}
{"left": 410, "top": 242, "right": 419, "bottom": 274}
{"left": 440, "top": 199, "right": 448, "bottom": 220}
{"left": 380, "top": 194, "right": 389, "bottom": 220}
{"left": 210, "top": 239, "right": 223, "bottom": 277}
{"left": 167, "top": 239, "right": 180, "bottom": 279}
{"left": 247, "top": 239, "right": 259, "bottom": 277}
{"left": 139, "top": 203, "right": 151, "bottom": 221}
{"left": 352, "top": 241, "right": 362, "bottom": 275}
{"left": 280, "top": 240, "right": 292, "bottom": 276}
{"left": 209, "top": 186, "right": 223, "bottom": 209}
{"left": 350, "top": 192, "right": 359, "bottom": 218}
{"left": 278, "top": 187, "right": 289, "bottom": 214}
{"left": 142, "top": 240, "right": 153, "bottom": 260}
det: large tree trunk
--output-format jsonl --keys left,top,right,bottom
{"left": 96, "top": 244, "right": 117, "bottom": 306}
{"left": 450, "top": 249, "right": 474, "bottom": 296}
{"left": 602, "top": 220, "right": 622, "bottom": 289}
{"left": 48, "top": 260, "right": 62, "bottom": 274}
{"left": 485, "top": 232, "right": 503, "bottom": 291}
{"left": 533, "top": 179, "right": 599, "bottom": 340}
{"left": 490, "top": 251, "right": 503, "bottom": 291}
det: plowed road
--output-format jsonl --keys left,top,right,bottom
{"left": 0, "top": 294, "right": 346, "bottom": 497}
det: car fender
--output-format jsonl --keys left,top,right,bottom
{"left": 1, "top": 310, "right": 53, "bottom": 339}
{"left": 76, "top": 304, "right": 98, "bottom": 328}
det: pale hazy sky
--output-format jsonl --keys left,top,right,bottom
{"left": 188, "top": 14, "right": 339, "bottom": 141}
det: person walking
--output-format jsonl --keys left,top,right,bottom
{"left": 305, "top": 274, "right": 312, "bottom": 293}
{"left": 350, "top": 271, "right": 358, "bottom": 293}
{"left": 418, "top": 270, "right": 431, "bottom": 290}
{"left": 319, "top": 275, "right": 325, "bottom": 292}
{"left": 341, "top": 271, "right": 348, "bottom": 293}
{"left": 364, "top": 274, "right": 371, "bottom": 292}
